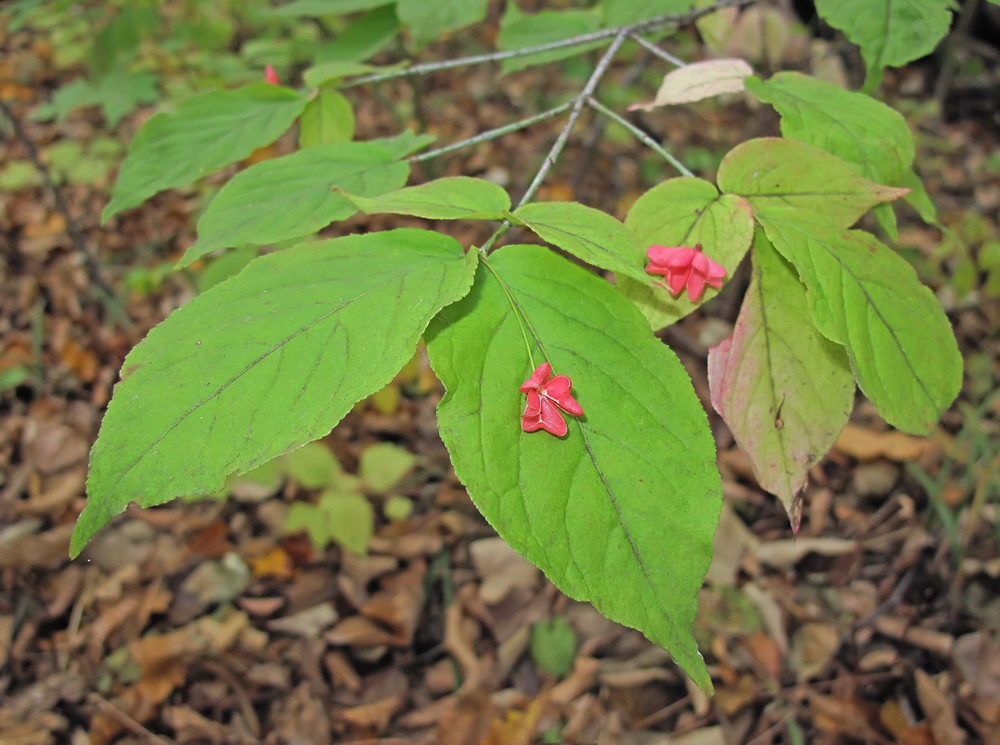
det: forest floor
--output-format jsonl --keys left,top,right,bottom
{"left": 2, "top": 9, "right": 1000, "bottom": 745}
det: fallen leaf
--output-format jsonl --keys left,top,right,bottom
{"left": 834, "top": 423, "right": 935, "bottom": 461}
{"left": 755, "top": 537, "right": 857, "bottom": 568}
{"left": 915, "top": 670, "right": 966, "bottom": 745}
{"left": 952, "top": 632, "right": 1000, "bottom": 698}
{"left": 327, "top": 616, "right": 399, "bottom": 647}
{"left": 470, "top": 537, "right": 539, "bottom": 604}
{"left": 269, "top": 602, "right": 339, "bottom": 638}
{"left": 791, "top": 622, "right": 839, "bottom": 679}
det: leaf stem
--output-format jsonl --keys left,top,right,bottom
{"left": 585, "top": 96, "right": 695, "bottom": 178}
{"left": 407, "top": 101, "right": 573, "bottom": 164}
{"left": 481, "top": 256, "right": 538, "bottom": 370}
{"left": 339, "top": 0, "right": 754, "bottom": 90}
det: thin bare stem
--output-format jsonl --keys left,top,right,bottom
{"left": 630, "top": 33, "right": 687, "bottom": 67}
{"left": 407, "top": 101, "right": 573, "bottom": 164}
{"left": 341, "top": 0, "right": 754, "bottom": 89}
{"left": 477, "top": 33, "right": 635, "bottom": 254}
{"left": 517, "top": 32, "right": 630, "bottom": 209}
{"left": 585, "top": 96, "right": 695, "bottom": 178}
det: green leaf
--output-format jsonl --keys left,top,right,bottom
{"left": 104, "top": 83, "right": 309, "bottom": 221}
{"left": 601, "top": 0, "right": 693, "bottom": 26}
{"left": 396, "top": 0, "right": 489, "bottom": 48}
{"left": 303, "top": 60, "right": 408, "bottom": 88}
{"left": 342, "top": 176, "right": 510, "bottom": 220}
{"left": 759, "top": 215, "right": 961, "bottom": 434}
{"left": 717, "top": 137, "right": 908, "bottom": 228}
{"left": 367, "top": 130, "right": 436, "bottom": 159}
{"left": 743, "top": 72, "right": 934, "bottom": 237}
{"left": 744, "top": 73, "right": 913, "bottom": 189}
{"left": 196, "top": 247, "right": 259, "bottom": 293}
{"left": 0, "top": 366, "right": 29, "bottom": 392}
{"left": 320, "top": 490, "right": 374, "bottom": 554}
{"left": 314, "top": 5, "right": 401, "bottom": 64}
{"left": 707, "top": 232, "right": 854, "bottom": 515}
{"left": 285, "top": 442, "right": 341, "bottom": 488}
{"left": 425, "top": 246, "right": 721, "bottom": 693}
{"left": 512, "top": 202, "right": 654, "bottom": 285}
{"left": 0, "top": 161, "right": 42, "bottom": 190}
{"left": 616, "top": 177, "right": 754, "bottom": 328}
{"left": 286, "top": 502, "right": 330, "bottom": 547}
{"left": 42, "top": 72, "right": 160, "bottom": 129}
{"left": 359, "top": 442, "right": 416, "bottom": 493}
{"left": 497, "top": 7, "right": 604, "bottom": 75}
{"left": 530, "top": 617, "right": 577, "bottom": 677}
{"left": 900, "top": 169, "right": 938, "bottom": 224}
{"left": 814, "top": 0, "right": 954, "bottom": 86}
{"left": 383, "top": 495, "right": 413, "bottom": 521}
{"left": 268, "top": 0, "right": 393, "bottom": 16}
{"left": 72, "top": 229, "right": 478, "bottom": 557}
{"left": 179, "top": 142, "right": 409, "bottom": 267}
{"left": 299, "top": 87, "right": 355, "bottom": 148}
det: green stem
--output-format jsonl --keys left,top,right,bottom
{"left": 482, "top": 256, "right": 537, "bottom": 371}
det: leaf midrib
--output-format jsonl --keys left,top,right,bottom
{"left": 484, "top": 255, "right": 682, "bottom": 637}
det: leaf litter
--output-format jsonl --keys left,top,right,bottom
{"left": 2, "top": 10, "right": 1000, "bottom": 745}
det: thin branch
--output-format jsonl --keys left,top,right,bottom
{"left": 517, "top": 32, "right": 631, "bottom": 210}
{"left": 585, "top": 96, "right": 695, "bottom": 178}
{"left": 341, "top": 0, "right": 754, "bottom": 89}
{"left": 407, "top": 101, "right": 573, "bottom": 164}
{"left": 630, "top": 33, "right": 687, "bottom": 68}
{"left": 572, "top": 50, "right": 652, "bottom": 185}
{"left": 0, "top": 98, "right": 125, "bottom": 320}
{"left": 478, "top": 32, "right": 632, "bottom": 255}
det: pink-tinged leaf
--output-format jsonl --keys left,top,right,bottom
{"left": 717, "top": 137, "right": 909, "bottom": 229}
{"left": 708, "top": 231, "right": 854, "bottom": 518}
{"left": 629, "top": 58, "right": 753, "bottom": 111}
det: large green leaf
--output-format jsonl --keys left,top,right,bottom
{"left": 396, "top": 0, "right": 489, "bottom": 48}
{"left": 73, "top": 230, "right": 477, "bottom": 556}
{"left": 759, "top": 215, "right": 961, "bottom": 434}
{"left": 717, "top": 138, "right": 908, "bottom": 228}
{"left": 744, "top": 72, "right": 929, "bottom": 237}
{"left": 342, "top": 176, "right": 511, "bottom": 220}
{"left": 512, "top": 202, "right": 654, "bottom": 285}
{"left": 617, "top": 177, "right": 754, "bottom": 328}
{"left": 814, "top": 0, "right": 954, "bottom": 87}
{"left": 267, "top": 0, "right": 393, "bottom": 16}
{"left": 707, "top": 232, "right": 854, "bottom": 515}
{"left": 179, "top": 142, "right": 409, "bottom": 267}
{"left": 104, "top": 83, "right": 308, "bottom": 221}
{"left": 744, "top": 73, "right": 913, "bottom": 190}
{"left": 425, "top": 246, "right": 721, "bottom": 693}
{"left": 314, "top": 5, "right": 401, "bottom": 64}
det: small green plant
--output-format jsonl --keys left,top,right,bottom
{"left": 281, "top": 441, "right": 417, "bottom": 555}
